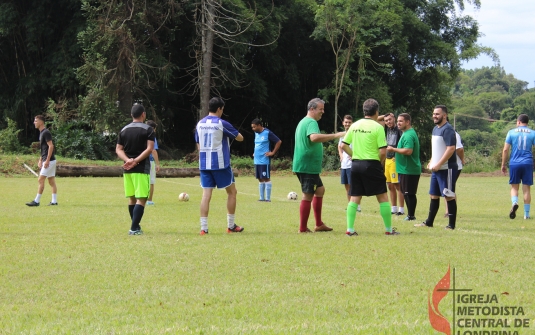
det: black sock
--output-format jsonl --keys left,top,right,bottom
{"left": 405, "top": 194, "right": 417, "bottom": 217}
{"left": 426, "top": 198, "right": 440, "bottom": 226}
{"left": 446, "top": 199, "right": 457, "bottom": 229}
{"left": 128, "top": 205, "right": 135, "bottom": 219}
{"left": 131, "top": 204, "right": 145, "bottom": 231}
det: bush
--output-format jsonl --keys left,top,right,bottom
{"left": 0, "top": 118, "right": 27, "bottom": 154}
{"left": 54, "top": 121, "right": 115, "bottom": 160}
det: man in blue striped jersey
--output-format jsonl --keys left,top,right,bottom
{"left": 501, "top": 114, "right": 535, "bottom": 219}
{"left": 195, "top": 97, "right": 244, "bottom": 235}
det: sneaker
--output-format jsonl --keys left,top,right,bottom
{"left": 396, "top": 212, "right": 404, "bottom": 216}
{"left": 404, "top": 216, "right": 416, "bottom": 221}
{"left": 227, "top": 224, "right": 244, "bottom": 233}
{"left": 391, "top": 212, "right": 396, "bottom": 215}
{"left": 48, "top": 202, "right": 58, "bottom": 206}
{"left": 443, "top": 188, "right": 456, "bottom": 197}
{"left": 510, "top": 203, "right": 519, "bottom": 219}
{"left": 299, "top": 228, "right": 313, "bottom": 233}
{"left": 200, "top": 229, "right": 208, "bottom": 235}
{"left": 314, "top": 224, "right": 333, "bottom": 232}
{"left": 445, "top": 226, "right": 455, "bottom": 230}
{"left": 414, "top": 222, "right": 432, "bottom": 227}
{"left": 26, "top": 200, "right": 39, "bottom": 207}
{"left": 146, "top": 201, "right": 155, "bottom": 205}
{"left": 385, "top": 227, "right": 400, "bottom": 235}
{"left": 524, "top": 216, "right": 531, "bottom": 220}
{"left": 128, "top": 230, "right": 143, "bottom": 235}
{"left": 265, "top": 200, "right": 271, "bottom": 202}
{"left": 346, "top": 231, "right": 358, "bottom": 236}
{"left": 258, "top": 199, "right": 265, "bottom": 202}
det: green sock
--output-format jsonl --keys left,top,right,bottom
{"left": 380, "top": 202, "right": 392, "bottom": 233}
{"left": 347, "top": 202, "right": 358, "bottom": 232}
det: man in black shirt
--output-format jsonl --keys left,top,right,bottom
{"left": 116, "top": 104, "right": 155, "bottom": 235}
{"left": 26, "top": 115, "right": 58, "bottom": 206}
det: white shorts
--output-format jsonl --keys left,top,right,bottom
{"left": 40, "top": 160, "right": 57, "bottom": 177}
{"left": 150, "top": 161, "right": 156, "bottom": 184}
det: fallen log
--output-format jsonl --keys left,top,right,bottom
{"left": 56, "top": 165, "right": 238, "bottom": 177}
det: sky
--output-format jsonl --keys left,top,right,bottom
{"left": 461, "top": 0, "right": 535, "bottom": 88}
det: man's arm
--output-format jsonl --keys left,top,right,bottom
{"left": 379, "top": 147, "right": 387, "bottom": 167}
{"left": 501, "top": 143, "right": 510, "bottom": 174}
{"left": 265, "top": 140, "right": 282, "bottom": 157}
{"left": 152, "top": 148, "right": 160, "bottom": 172}
{"left": 456, "top": 147, "right": 465, "bottom": 165}
{"left": 338, "top": 140, "right": 345, "bottom": 161}
{"left": 44, "top": 140, "right": 54, "bottom": 168}
{"left": 117, "top": 140, "right": 155, "bottom": 170}
{"left": 235, "top": 133, "right": 244, "bottom": 142}
{"left": 386, "top": 146, "right": 413, "bottom": 156}
{"left": 309, "top": 132, "right": 345, "bottom": 143}
{"left": 342, "top": 143, "right": 353, "bottom": 158}
{"left": 430, "top": 145, "right": 455, "bottom": 172}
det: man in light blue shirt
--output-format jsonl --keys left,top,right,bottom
{"left": 501, "top": 114, "right": 535, "bottom": 219}
{"left": 251, "top": 118, "right": 282, "bottom": 202}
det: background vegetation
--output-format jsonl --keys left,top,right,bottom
{"left": 0, "top": 0, "right": 533, "bottom": 171}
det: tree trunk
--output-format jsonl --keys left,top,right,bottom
{"left": 56, "top": 165, "right": 238, "bottom": 177}
{"left": 199, "top": 0, "right": 216, "bottom": 121}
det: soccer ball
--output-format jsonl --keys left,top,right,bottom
{"left": 178, "top": 192, "right": 189, "bottom": 202}
{"left": 287, "top": 192, "right": 298, "bottom": 200}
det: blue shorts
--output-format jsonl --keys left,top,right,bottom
{"left": 200, "top": 166, "right": 235, "bottom": 189}
{"left": 341, "top": 168, "right": 351, "bottom": 185}
{"left": 509, "top": 164, "right": 533, "bottom": 185}
{"left": 429, "top": 169, "right": 458, "bottom": 197}
{"left": 255, "top": 164, "right": 271, "bottom": 180}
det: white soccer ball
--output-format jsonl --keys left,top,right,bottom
{"left": 287, "top": 191, "right": 298, "bottom": 200}
{"left": 178, "top": 192, "right": 189, "bottom": 202}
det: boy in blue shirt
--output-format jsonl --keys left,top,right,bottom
{"left": 251, "top": 119, "right": 282, "bottom": 202}
{"left": 501, "top": 114, "right": 535, "bottom": 219}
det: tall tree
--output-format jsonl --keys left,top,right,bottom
{"left": 77, "top": 0, "right": 183, "bottom": 131}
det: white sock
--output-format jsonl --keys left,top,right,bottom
{"left": 391, "top": 206, "right": 398, "bottom": 213}
{"left": 398, "top": 207, "right": 404, "bottom": 214}
{"left": 227, "top": 214, "right": 235, "bottom": 228}
{"left": 52, "top": 194, "right": 57, "bottom": 203}
{"left": 200, "top": 217, "right": 208, "bottom": 231}
{"left": 35, "top": 194, "right": 42, "bottom": 203}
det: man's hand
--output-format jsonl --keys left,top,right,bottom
{"left": 123, "top": 158, "right": 138, "bottom": 170}
{"left": 265, "top": 151, "right": 275, "bottom": 157}
{"left": 386, "top": 146, "right": 395, "bottom": 152}
{"left": 501, "top": 165, "right": 507, "bottom": 175}
{"left": 156, "top": 164, "right": 161, "bottom": 172}
{"left": 44, "top": 160, "right": 50, "bottom": 169}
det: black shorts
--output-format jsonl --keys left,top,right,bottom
{"left": 349, "top": 160, "right": 387, "bottom": 196}
{"left": 399, "top": 174, "right": 421, "bottom": 195}
{"left": 296, "top": 173, "right": 323, "bottom": 194}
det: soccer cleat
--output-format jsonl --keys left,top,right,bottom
{"left": 414, "top": 222, "right": 432, "bottom": 227}
{"left": 227, "top": 224, "right": 244, "bottom": 233}
{"left": 443, "top": 188, "right": 456, "bottom": 197}
{"left": 396, "top": 212, "right": 404, "bottom": 216}
{"left": 146, "top": 201, "right": 155, "bottom": 205}
{"left": 445, "top": 226, "right": 455, "bottom": 230}
{"left": 264, "top": 200, "right": 271, "bottom": 202}
{"left": 128, "top": 230, "right": 143, "bottom": 235}
{"left": 524, "top": 216, "right": 531, "bottom": 220}
{"left": 391, "top": 212, "right": 396, "bottom": 215}
{"left": 346, "top": 231, "right": 358, "bottom": 236}
{"left": 385, "top": 227, "right": 400, "bottom": 235}
{"left": 299, "top": 228, "right": 313, "bottom": 233}
{"left": 258, "top": 199, "right": 265, "bottom": 202}
{"left": 314, "top": 223, "right": 333, "bottom": 232}
{"left": 404, "top": 216, "right": 416, "bottom": 221}
{"left": 26, "top": 201, "right": 39, "bottom": 207}
{"left": 200, "top": 229, "right": 208, "bottom": 235}
{"left": 510, "top": 203, "right": 519, "bottom": 219}
{"left": 357, "top": 206, "right": 361, "bottom": 212}
{"left": 48, "top": 202, "right": 58, "bottom": 206}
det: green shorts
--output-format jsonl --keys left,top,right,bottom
{"left": 124, "top": 173, "right": 150, "bottom": 198}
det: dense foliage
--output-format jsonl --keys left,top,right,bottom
{"left": 1, "top": 0, "right": 532, "bottom": 167}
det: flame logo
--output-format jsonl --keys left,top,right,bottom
{"left": 428, "top": 266, "right": 451, "bottom": 334}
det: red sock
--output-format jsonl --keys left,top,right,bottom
{"left": 312, "top": 196, "right": 323, "bottom": 227}
{"left": 299, "top": 200, "right": 311, "bottom": 232}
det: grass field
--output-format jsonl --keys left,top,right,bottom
{"left": 1, "top": 174, "right": 535, "bottom": 334}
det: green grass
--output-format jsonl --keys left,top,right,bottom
{"left": 1, "top": 175, "right": 535, "bottom": 334}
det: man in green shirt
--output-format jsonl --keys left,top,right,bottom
{"left": 387, "top": 113, "right": 421, "bottom": 221}
{"left": 341, "top": 98, "right": 399, "bottom": 236}
{"left": 293, "top": 98, "right": 345, "bottom": 233}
